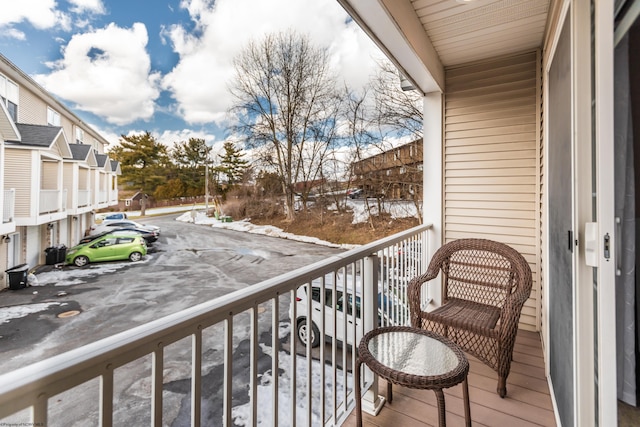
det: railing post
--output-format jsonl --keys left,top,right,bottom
{"left": 360, "top": 255, "right": 385, "bottom": 416}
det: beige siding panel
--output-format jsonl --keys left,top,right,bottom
{"left": 446, "top": 175, "right": 535, "bottom": 186}
{"left": 446, "top": 140, "right": 536, "bottom": 155}
{"left": 446, "top": 208, "right": 536, "bottom": 220}
{"left": 447, "top": 97, "right": 537, "bottom": 117}
{"left": 5, "top": 150, "right": 32, "bottom": 217}
{"left": 445, "top": 192, "right": 533, "bottom": 202}
{"left": 446, "top": 115, "right": 535, "bottom": 132}
{"left": 446, "top": 200, "right": 535, "bottom": 211}
{"left": 64, "top": 164, "right": 74, "bottom": 206}
{"left": 447, "top": 88, "right": 536, "bottom": 109}
{"left": 41, "top": 161, "right": 57, "bottom": 190}
{"left": 447, "top": 123, "right": 537, "bottom": 139}
{"left": 446, "top": 167, "right": 535, "bottom": 178}
{"left": 446, "top": 79, "right": 538, "bottom": 101}
{"left": 447, "top": 132, "right": 535, "bottom": 146}
{"left": 18, "top": 87, "right": 47, "bottom": 125}
{"left": 447, "top": 149, "right": 537, "bottom": 162}
{"left": 48, "top": 142, "right": 62, "bottom": 159}
{"left": 446, "top": 215, "right": 535, "bottom": 229}
{"left": 446, "top": 51, "right": 538, "bottom": 78}
{"left": 446, "top": 105, "right": 536, "bottom": 124}
{"left": 444, "top": 51, "right": 541, "bottom": 331}
{"left": 447, "top": 59, "right": 537, "bottom": 87}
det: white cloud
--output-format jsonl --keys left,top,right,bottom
{"left": 34, "top": 22, "right": 162, "bottom": 125}
{"left": 155, "top": 128, "right": 218, "bottom": 148}
{"left": 68, "top": 0, "right": 106, "bottom": 15}
{"left": 162, "top": 0, "right": 383, "bottom": 126}
{"left": 0, "top": 0, "right": 70, "bottom": 30}
{"left": 4, "top": 28, "right": 26, "bottom": 40}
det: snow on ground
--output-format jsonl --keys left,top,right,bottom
{"left": 176, "top": 211, "right": 358, "bottom": 250}
{"left": 0, "top": 302, "right": 64, "bottom": 324}
{"left": 175, "top": 198, "right": 418, "bottom": 250}
{"left": 232, "top": 325, "right": 351, "bottom": 426}
{"left": 339, "top": 199, "right": 419, "bottom": 224}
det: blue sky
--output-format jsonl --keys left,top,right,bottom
{"left": 0, "top": 0, "right": 383, "bottom": 152}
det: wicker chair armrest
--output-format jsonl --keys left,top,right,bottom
{"left": 408, "top": 269, "right": 439, "bottom": 327}
{"left": 498, "top": 271, "right": 533, "bottom": 336}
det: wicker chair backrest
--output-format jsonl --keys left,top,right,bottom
{"left": 435, "top": 240, "right": 527, "bottom": 309}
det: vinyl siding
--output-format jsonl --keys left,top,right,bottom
{"left": 64, "top": 163, "right": 75, "bottom": 207}
{"left": 41, "top": 161, "right": 58, "bottom": 190}
{"left": 18, "top": 87, "right": 47, "bottom": 125}
{"left": 444, "top": 51, "right": 541, "bottom": 331}
{"left": 5, "top": 149, "right": 32, "bottom": 217}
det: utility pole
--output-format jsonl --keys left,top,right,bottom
{"left": 205, "top": 163, "right": 209, "bottom": 212}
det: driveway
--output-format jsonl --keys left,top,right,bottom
{"left": 0, "top": 214, "right": 344, "bottom": 375}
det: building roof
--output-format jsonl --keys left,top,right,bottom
{"left": 110, "top": 160, "right": 121, "bottom": 175}
{"left": 6, "top": 123, "right": 62, "bottom": 148}
{"left": 68, "top": 143, "right": 98, "bottom": 166}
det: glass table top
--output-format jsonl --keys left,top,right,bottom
{"left": 367, "top": 331, "right": 459, "bottom": 376}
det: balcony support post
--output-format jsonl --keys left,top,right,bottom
{"left": 360, "top": 255, "right": 385, "bottom": 416}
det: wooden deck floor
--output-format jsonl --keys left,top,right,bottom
{"left": 342, "top": 329, "right": 556, "bottom": 427}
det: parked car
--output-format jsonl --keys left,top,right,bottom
{"left": 79, "top": 228, "right": 158, "bottom": 245}
{"left": 88, "top": 219, "right": 160, "bottom": 237}
{"left": 291, "top": 280, "right": 394, "bottom": 347}
{"left": 65, "top": 233, "right": 147, "bottom": 267}
{"left": 348, "top": 189, "right": 363, "bottom": 199}
{"left": 95, "top": 212, "right": 128, "bottom": 224}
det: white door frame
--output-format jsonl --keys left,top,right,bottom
{"left": 594, "top": 0, "right": 617, "bottom": 426}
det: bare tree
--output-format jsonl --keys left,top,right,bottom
{"left": 229, "top": 30, "right": 341, "bottom": 220}
{"left": 371, "top": 60, "right": 424, "bottom": 139}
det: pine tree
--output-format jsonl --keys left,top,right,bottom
{"left": 108, "top": 131, "right": 170, "bottom": 194}
{"left": 218, "top": 141, "right": 249, "bottom": 185}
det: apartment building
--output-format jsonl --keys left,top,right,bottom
{"left": 0, "top": 54, "right": 119, "bottom": 286}
{"left": 351, "top": 139, "right": 423, "bottom": 200}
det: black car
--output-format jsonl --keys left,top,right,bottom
{"left": 79, "top": 228, "right": 158, "bottom": 245}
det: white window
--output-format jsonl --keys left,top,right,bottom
{"left": 0, "top": 74, "right": 18, "bottom": 122}
{"left": 75, "top": 127, "right": 84, "bottom": 144}
{"left": 47, "top": 107, "right": 61, "bottom": 126}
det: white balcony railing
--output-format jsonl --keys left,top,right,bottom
{"left": 0, "top": 224, "right": 432, "bottom": 426}
{"left": 3, "top": 189, "right": 15, "bottom": 223}
{"left": 98, "top": 190, "right": 108, "bottom": 204}
{"left": 78, "top": 189, "right": 91, "bottom": 207}
{"left": 62, "top": 189, "right": 67, "bottom": 211}
{"left": 39, "top": 189, "right": 61, "bottom": 214}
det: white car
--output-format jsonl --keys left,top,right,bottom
{"left": 95, "top": 212, "right": 128, "bottom": 223}
{"left": 291, "top": 281, "right": 393, "bottom": 347}
{"left": 88, "top": 219, "right": 160, "bottom": 237}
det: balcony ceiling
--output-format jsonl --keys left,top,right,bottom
{"left": 338, "top": 0, "right": 551, "bottom": 93}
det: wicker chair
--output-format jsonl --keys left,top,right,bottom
{"left": 408, "top": 238, "right": 532, "bottom": 398}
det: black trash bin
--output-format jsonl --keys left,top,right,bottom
{"left": 44, "top": 246, "right": 59, "bottom": 265}
{"left": 57, "top": 244, "right": 67, "bottom": 263}
{"left": 5, "top": 264, "right": 29, "bottom": 290}
{"left": 45, "top": 244, "right": 67, "bottom": 265}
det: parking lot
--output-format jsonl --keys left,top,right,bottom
{"left": 0, "top": 213, "right": 344, "bottom": 375}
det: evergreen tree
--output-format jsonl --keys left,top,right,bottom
{"left": 108, "top": 131, "right": 170, "bottom": 194}
{"left": 218, "top": 141, "right": 249, "bottom": 185}
{"left": 171, "top": 138, "right": 213, "bottom": 195}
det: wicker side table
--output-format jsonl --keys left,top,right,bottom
{"left": 355, "top": 326, "right": 471, "bottom": 427}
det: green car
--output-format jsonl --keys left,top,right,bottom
{"left": 65, "top": 233, "right": 147, "bottom": 267}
